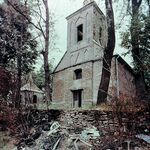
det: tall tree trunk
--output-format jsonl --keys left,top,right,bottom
{"left": 43, "top": 0, "right": 51, "bottom": 103}
{"left": 97, "top": 0, "right": 115, "bottom": 104}
{"left": 15, "top": 53, "right": 22, "bottom": 108}
{"left": 15, "top": 25, "right": 23, "bottom": 108}
{"left": 130, "top": 0, "right": 146, "bottom": 97}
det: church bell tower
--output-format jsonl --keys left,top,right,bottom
{"left": 65, "top": 0, "right": 107, "bottom": 67}
{"left": 55, "top": 0, "right": 107, "bottom": 72}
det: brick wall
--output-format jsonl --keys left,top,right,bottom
{"left": 108, "top": 58, "right": 136, "bottom": 99}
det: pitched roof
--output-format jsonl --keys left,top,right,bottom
{"left": 66, "top": 1, "right": 105, "bottom": 20}
{"left": 21, "top": 74, "right": 44, "bottom": 93}
{"left": 21, "top": 82, "right": 44, "bottom": 93}
{"left": 113, "top": 54, "right": 135, "bottom": 75}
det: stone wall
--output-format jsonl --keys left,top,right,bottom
{"left": 55, "top": 2, "right": 105, "bottom": 72}
{"left": 21, "top": 91, "right": 44, "bottom": 105}
{"left": 66, "top": 1, "right": 107, "bottom": 52}
{"left": 59, "top": 110, "right": 119, "bottom": 135}
{"left": 93, "top": 4, "right": 107, "bottom": 47}
{"left": 53, "top": 57, "right": 137, "bottom": 108}
{"left": 59, "top": 110, "right": 150, "bottom": 133}
{"left": 53, "top": 61, "right": 94, "bottom": 108}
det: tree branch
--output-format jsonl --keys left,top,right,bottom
{"left": 38, "top": 21, "right": 46, "bottom": 39}
{"left": 7, "top": 0, "right": 45, "bottom": 37}
{"left": 31, "top": 8, "right": 46, "bottom": 23}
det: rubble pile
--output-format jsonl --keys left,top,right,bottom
{"left": 8, "top": 110, "right": 150, "bottom": 150}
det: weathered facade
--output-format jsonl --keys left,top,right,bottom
{"left": 52, "top": 1, "right": 136, "bottom": 108}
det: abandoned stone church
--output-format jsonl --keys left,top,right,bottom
{"left": 52, "top": 0, "right": 136, "bottom": 108}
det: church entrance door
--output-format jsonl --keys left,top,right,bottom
{"left": 72, "top": 90, "right": 82, "bottom": 108}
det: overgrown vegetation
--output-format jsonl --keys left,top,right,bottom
{"left": 121, "top": 0, "right": 150, "bottom": 91}
{"left": 0, "top": 0, "right": 38, "bottom": 107}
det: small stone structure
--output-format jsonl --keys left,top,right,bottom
{"left": 21, "top": 75, "right": 44, "bottom": 105}
{"left": 52, "top": 1, "right": 136, "bottom": 108}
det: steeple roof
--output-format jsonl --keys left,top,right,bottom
{"left": 66, "top": 0, "right": 104, "bottom": 20}
{"left": 21, "top": 74, "right": 44, "bottom": 93}
{"left": 83, "top": 0, "right": 94, "bottom": 6}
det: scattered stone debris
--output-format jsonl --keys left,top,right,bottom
{"left": 80, "top": 126, "right": 101, "bottom": 141}
{"left": 2, "top": 110, "right": 150, "bottom": 150}
{"left": 41, "top": 132, "right": 61, "bottom": 150}
{"left": 74, "top": 138, "right": 92, "bottom": 150}
{"left": 13, "top": 122, "right": 61, "bottom": 150}
{"left": 68, "top": 126, "right": 100, "bottom": 149}
{"left": 136, "top": 134, "right": 150, "bottom": 144}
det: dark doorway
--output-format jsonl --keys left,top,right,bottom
{"left": 33, "top": 95, "right": 37, "bottom": 103}
{"left": 72, "top": 90, "right": 82, "bottom": 108}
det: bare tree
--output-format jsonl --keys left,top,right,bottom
{"left": 97, "top": 0, "right": 115, "bottom": 104}
{"left": 7, "top": 0, "right": 53, "bottom": 103}
{"left": 42, "top": 0, "right": 51, "bottom": 103}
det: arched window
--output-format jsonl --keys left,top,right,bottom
{"left": 99, "top": 27, "right": 102, "bottom": 45}
{"left": 74, "top": 69, "right": 82, "bottom": 80}
{"left": 77, "top": 24, "right": 83, "bottom": 42}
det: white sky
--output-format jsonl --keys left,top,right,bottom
{"left": 42, "top": 0, "right": 133, "bottom": 69}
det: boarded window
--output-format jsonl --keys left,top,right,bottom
{"left": 77, "top": 24, "right": 83, "bottom": 42}
{"left": 74, "top": 69, "right": 82, "bottom": 80}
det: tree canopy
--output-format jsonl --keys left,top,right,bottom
{"left": 0, "top": 0, "right": 38, "bottom": 73}
{"left": 121, "top": 0, "right": 150, "bottom": 89}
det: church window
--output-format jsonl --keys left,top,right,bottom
{"left": 99, "top": 27, "right": 102, "bottom": 45}
{"left": 77, "top": 24, "right": 83, "bottom": 42}
{"left": 74, "top": 69, "right": 82, "bottom": 79}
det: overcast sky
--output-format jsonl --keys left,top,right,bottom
{"left": 43, "top": 0, "right": 132, "bottom": 69}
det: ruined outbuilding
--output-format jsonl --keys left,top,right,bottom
{"left": 52, "top": 0, "right": 136, "bottom": 108}
{"left": 21, "top": 75, "right": 44, "bottom": 105}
